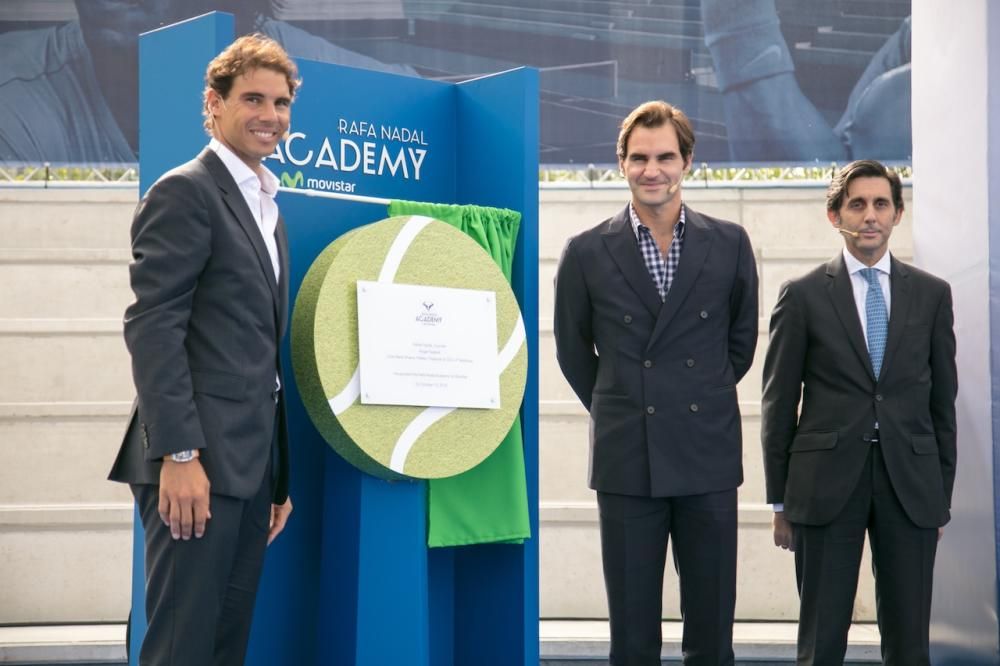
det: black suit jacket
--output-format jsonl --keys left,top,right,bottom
{"left": 761, "top": 253, "right": 957, "bottom": 528}
{"left": 553, "top": 204, "right": 758, "bottom": 497}
{"left": 109, "top": 148, "right": 290, "bottom": 503}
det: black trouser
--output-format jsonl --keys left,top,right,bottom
{"left": 132, "top": 465, "right": 273, "bottom": 666}
{"left": 793, "top": 442, "right": 938, "bottom": 666}
{"left": 597, "top": 489, "right": 738, "bottom": 666}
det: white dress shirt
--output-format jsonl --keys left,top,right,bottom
{"left": 208, "top": 139, "right": 282, "bottom": 393}
{"left": 774, "top": 249, "right": 892, "bottom": 514}
{"left": 208, "top": 139, "right": 281, "bottom": 284}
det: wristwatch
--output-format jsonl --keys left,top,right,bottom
{"left": 168, "top": 449, "right": 200, "bottom": 463}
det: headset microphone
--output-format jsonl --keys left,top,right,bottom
{"left": 837, "top": 227, "right": 860, "bottom": 238}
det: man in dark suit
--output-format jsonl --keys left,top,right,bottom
{"left": 762, "top": 160, "right": 957, "bottom": 665}
{"left": 554, "top": 100, "right": 759, "bottom": 665}
{"left": 108, "top": 34, "right": 298, "bottom": 665}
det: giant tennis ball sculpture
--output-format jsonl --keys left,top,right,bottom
{"left": 292, "top": 215, "right": 527, "bottom": 480}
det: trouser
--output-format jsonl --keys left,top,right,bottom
{"left": 793, "top": 443, "right": 938, "bottom": 666}
{"left": 597, "top": 489, "right": 738, "bottom": 666}
{"left": 132, "top": 462, "right": 273, "bottom": 666}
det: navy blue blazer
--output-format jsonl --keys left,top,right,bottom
{"left": 554, "top": 204, "right": 758, "bottom": 497}
{"left": 762, "top": 253, "right": 957, "bottom": 528}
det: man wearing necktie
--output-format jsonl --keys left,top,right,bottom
{"left": 761, "top": 160, "right": 958, "bottom": 665}
{"left": 554, "top": 101, "right": 759, "bottom": 665}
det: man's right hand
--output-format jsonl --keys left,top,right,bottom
{"left": 773, "top": 512, "right": 794, "bottom": 551}
{"left": 159, "top": 459, "right": 211, "bottom": 540}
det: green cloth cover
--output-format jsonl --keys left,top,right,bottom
{"left": 388, "top": 199, "right": 530, "bottom": 548}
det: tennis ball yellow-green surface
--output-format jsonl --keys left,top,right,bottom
{"left": 291, "top": 215, "right": 527, "bottom": 480}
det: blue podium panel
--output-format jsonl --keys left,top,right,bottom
{"left": 454, "top": 69, "right": 541, "bottom": 666}
{"left": 138, "top": 13, "right": 236, "bottom": 192}
{"left": 134, "top": 13, "right": 539, "bottom": 665}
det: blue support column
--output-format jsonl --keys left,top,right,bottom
{"left": 453, "top": 68, "right": 541, "bottom": 666}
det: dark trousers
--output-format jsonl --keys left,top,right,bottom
{"left": 132, "top": 467, "right": 272, "bottom": 666}
{"left": 597, "top": 489, "right": 738, "bottom": 666}
{"left": 793, "top": 443, "right": 938, "bottom": 666}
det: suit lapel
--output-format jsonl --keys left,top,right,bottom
{"left": 601, "top": 206, "right": 662, "bottom": 318}
{"left": 880, "top": 255, "right": 911, "bottom": 381}
{"left": 275, "top": 215, "right": 290, "bottom": 340}
{"left": 200, "top": 149, "right": 281, "bottom": 318}
{"left": 826, "top": 254, "right": 876, "bottom": 381}
{"left": 648, "top": 205, "right": 712, "bottom": 344}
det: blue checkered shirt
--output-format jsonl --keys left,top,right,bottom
{"left": 629, "top": 204, "right": 686, "bottom": 301}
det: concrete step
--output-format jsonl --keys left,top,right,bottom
{"left": 0, "top": 320, "right": 131, "bottom": 403}
{"left": 539, "top": 501, "right": 876, "bottom": 622}
{"left": 540, "top": 401, "right": 767, "bottom": 505}
{"left": 0, "top": 188, "right": 134, "bottom": 249}
{"left": 0, "top": 625, "right": 126, "bottom": 665}
{"left": 541, "top": 620, "right": 881, "bottom": 664}
{"left": 0, "top": 249, "right": 132, "bottom": 319}
{"left": 536, "top": 325, "right": 766, "bottom": 405}
{"left": 0, "top": 504, "right": 132, "bottom": 624}
{"left": 0, "top": 621, "right": 882, "bottom": 664}
{"left": 0, "top": 402, "right": 132, "bottom": 505}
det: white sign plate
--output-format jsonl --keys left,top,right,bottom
{"left": 356, "top": 280, "right": 500, "bottom": 409}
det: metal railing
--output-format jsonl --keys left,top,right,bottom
{"left": 539, "top": 163, "right": 913, "bottom": 188}
{"left": 0, "top": 162, "right": 912, "bottom": 188}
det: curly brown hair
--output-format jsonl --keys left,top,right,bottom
{"left": 202, "top": 33, "right": 300, "bottom": 134}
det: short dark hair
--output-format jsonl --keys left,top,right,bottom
{"left": 202, "top": 33, "right": 300, "bottom": 133}
{"left": 617, "top": 100, "right": 695, "bottom": 164}
{"left": 827, "top": 160, "right": 904, "bottom": 212}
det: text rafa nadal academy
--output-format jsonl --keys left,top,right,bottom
{"left": 266, "top": 119, "right": 429, "bottom": 181}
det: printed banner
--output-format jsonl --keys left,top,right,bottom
{"left": 0, "top": 0, "right": 910, "bottom": 166}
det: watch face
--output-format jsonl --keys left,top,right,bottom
{"left": 171, "top": 450, "right": 196, "bottom": 463}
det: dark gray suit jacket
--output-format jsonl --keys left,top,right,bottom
{"left": 761, "top": 253, "right": 957, "bottom": 528}
{"left": 553, "top": 204, "right": 758, "bottom": 497}
{"left": 109, "top": 148, "right": 290, "bottom": 503}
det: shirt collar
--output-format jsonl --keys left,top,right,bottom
{"left": 208, "top": 138, "right": 278, "bottom": 196}
{"left": 628, "top": 203, "right": 686, "bottom": 238}
{"left": 843, "top": 247, "right": 892, "bottom": 276}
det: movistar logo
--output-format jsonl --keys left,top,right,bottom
{"left": 280, "top": 171, "right": 304, "bottom": 188}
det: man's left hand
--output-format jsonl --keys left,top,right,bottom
{"left": 938, "top": 527, "right": 944, "bottom": 541}
{"left": 268, "top": 497, "right": 293, "bottom": 546}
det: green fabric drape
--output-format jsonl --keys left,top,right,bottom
{"left": 387, "top": 200, "right": 530, "bottom": 547}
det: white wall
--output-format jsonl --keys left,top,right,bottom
{"left": 913, "top": 1, "right": 999, "bottom": 662}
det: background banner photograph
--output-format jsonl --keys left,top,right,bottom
{"left": 0, "top": 0, "right": 910, "bottom": 167}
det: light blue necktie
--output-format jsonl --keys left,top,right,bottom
{"left": 860, "top": 268, "right": 888, "bottom": 378}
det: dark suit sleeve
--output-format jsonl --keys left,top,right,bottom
{"left": 124, "top": 172, "right": 211, "bottom": 461}
{"left": 553, "top": 236, "right": 597, "bottom": 411}
{"left": 761, "top": 280, "right": 807, "bottom": 505}
{"left": 929, "top": 283, "right": 958, "bottom": 506}
{"left": 728, "top": 226, "right": 759, "bottom": 382}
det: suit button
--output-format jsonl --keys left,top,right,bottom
{"left": 646, "top": 406, "right": 655, "bottom": 415}
{"left": 685, "top": 359, "right": 695, "bottom": 367}
{"left": 875, "top": 394, "right": 883, "bottom": 402}
{"left": 643, "top": 360, "right": 653, "bottom": 368}
{"left": 699, "top": 310, "right": 709, "bottom": 319}
{"left": 623, "top": 315, "right": 633, "bottom": 324}
{"left": 690, "top": 403, "right": 699, "bottom": 412}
